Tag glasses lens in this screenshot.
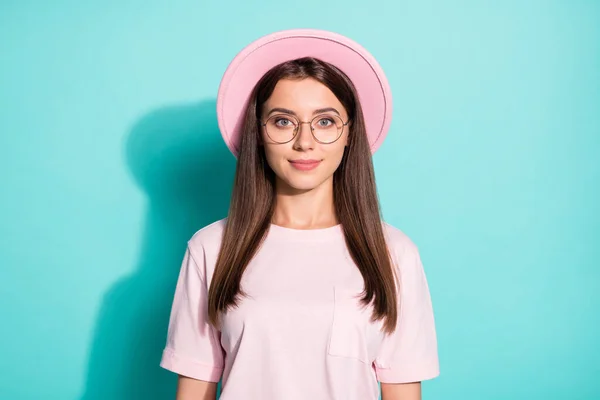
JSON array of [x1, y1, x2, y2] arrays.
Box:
[[311, 114, 344, 143], [265, 115, 298, 143]]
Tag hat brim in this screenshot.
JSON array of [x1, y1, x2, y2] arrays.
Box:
[[216, 29, 393, 158]]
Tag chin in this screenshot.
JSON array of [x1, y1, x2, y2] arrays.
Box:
[[281, 171, 331, 191], [270, 162, 334, 191], [282, 178, 318, 191]]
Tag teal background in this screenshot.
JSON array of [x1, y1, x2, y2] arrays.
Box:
[[1, 1, 598, 399]]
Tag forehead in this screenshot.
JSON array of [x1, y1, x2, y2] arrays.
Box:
[[263, 78, 346, 114]]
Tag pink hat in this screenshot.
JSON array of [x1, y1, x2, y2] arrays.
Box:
[[216, 29, 393, 158]]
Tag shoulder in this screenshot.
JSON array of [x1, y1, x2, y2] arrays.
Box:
[[182, 218, 228, 282], [381, 220, 419, 258], [187, 217, 228, 257], [381, 220, 425, 280]]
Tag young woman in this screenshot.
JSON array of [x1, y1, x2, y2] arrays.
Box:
[[160, 29, 440, 400]]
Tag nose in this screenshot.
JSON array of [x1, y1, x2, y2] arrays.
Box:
[[293, 122, 316, 150]]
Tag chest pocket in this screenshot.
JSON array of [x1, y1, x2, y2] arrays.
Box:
[[328, 286, 385, 364]]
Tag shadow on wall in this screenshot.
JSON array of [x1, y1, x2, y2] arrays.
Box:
[[80, 99, 235, 399]]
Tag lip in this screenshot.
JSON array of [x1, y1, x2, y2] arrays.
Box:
[[289, 159, 322, 171]]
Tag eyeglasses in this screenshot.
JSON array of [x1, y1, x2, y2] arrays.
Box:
[[260, 113, 350, 144]]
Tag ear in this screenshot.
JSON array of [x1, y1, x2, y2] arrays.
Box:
[[257, 122, 264, 145], [344, 125, 351, 147]]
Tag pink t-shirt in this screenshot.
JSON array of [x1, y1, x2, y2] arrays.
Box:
[[160, 218, 439, 399]]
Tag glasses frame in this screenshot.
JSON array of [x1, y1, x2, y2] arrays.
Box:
[[260, 113, 350, 145]]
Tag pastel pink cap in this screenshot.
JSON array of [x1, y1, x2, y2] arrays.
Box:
[[216, 29, 393, 158]]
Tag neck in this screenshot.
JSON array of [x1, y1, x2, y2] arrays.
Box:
[[271, 176, 338, 229]]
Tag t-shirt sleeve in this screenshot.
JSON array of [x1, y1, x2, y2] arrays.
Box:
[[159, 243, 224, 382], [374, 242, 440, 383]]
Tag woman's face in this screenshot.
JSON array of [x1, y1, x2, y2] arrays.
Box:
[[260, 78, 350, 192]]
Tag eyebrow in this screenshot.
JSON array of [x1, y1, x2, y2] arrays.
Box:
[[266, 107, 341, 117]]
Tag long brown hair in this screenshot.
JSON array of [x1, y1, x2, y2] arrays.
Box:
[[208, 57, 399, 334]]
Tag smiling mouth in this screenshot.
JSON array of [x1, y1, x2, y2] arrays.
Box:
[[289, 160, 321, 171]]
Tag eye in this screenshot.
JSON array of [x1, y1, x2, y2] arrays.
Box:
[[316, 117, 334, 127], [274, 117, 294, 127]]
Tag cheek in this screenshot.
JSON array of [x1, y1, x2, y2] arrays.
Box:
[[325, 139, 347, 161], [324, 148, 346, 173], [263, 145, 288, 172]]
